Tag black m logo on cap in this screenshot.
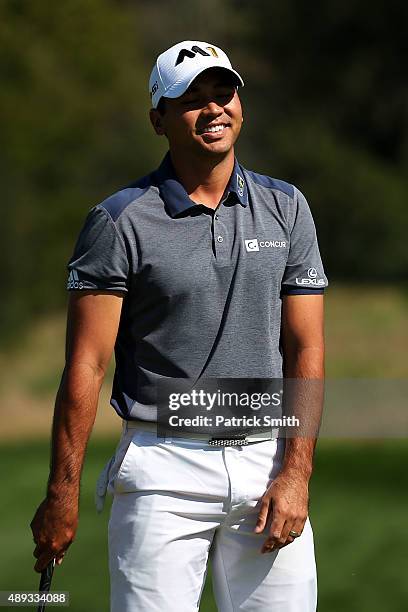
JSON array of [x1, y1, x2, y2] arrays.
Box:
[[175, 45, 211, 66]]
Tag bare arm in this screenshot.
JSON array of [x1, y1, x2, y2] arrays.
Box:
[[31, 290, 124, 571], [255, 294, 325, 553], [280, 293, 325, 478]]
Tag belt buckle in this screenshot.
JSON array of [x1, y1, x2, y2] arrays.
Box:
[[208, 433, 248, 447]]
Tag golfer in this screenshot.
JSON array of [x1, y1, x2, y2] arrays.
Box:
[[31, 40, 328, 611]]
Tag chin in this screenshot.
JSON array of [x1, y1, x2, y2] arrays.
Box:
[[200, 141, 235, 157]]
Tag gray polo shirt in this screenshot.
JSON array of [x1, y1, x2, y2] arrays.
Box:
[[67, 153, 328, 420]]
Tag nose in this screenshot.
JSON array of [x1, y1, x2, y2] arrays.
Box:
[[202, 100, 224, 116]]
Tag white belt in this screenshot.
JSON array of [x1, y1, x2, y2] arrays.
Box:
[[123, 419, 279, 446]]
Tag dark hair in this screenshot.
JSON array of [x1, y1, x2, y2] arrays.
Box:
[[156, 97, 167, 115]]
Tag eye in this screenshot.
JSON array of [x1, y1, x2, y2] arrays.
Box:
[[216, 88, 235, 101]]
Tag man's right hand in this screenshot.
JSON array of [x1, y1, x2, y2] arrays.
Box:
[[30, 495, 79, 572]]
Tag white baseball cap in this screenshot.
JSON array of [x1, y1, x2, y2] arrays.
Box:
[[149, 40, 244, 109]]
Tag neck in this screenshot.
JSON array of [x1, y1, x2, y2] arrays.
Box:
[[169, 149, 235, 209]]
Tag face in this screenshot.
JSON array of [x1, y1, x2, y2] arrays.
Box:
[[150, 68, 243, 159]]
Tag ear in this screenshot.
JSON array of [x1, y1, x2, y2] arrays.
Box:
[[149, 109, 166, 136]]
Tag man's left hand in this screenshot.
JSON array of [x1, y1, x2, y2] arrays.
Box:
[[254, 470, 309, 554]]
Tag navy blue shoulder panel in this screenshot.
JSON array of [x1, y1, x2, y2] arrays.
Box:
[[245, 169, 294, 198], [99, 173, 153, 222]]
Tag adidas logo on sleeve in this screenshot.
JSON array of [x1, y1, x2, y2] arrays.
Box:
[[67, 269, 84, 289]]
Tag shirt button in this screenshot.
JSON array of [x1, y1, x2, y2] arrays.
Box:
[[214, 214, 219, 220], [217, 235, 224, 243]]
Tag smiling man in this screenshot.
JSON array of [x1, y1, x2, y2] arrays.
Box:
[[31, 40, 327, 611]]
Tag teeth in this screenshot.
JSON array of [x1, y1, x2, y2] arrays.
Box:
[[201, 124, 226, 133]]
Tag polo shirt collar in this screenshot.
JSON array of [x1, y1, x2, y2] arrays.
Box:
[[156, 152, 248, 218]]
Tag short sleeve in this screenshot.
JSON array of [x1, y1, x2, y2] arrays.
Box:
[[281, 187, 328, 295], [66, 206, 129, 292]]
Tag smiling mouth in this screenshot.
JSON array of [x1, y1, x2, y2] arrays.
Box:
[[197, 123, 230, 135]]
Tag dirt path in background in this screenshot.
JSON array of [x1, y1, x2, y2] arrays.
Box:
[[0, 314, 122, 441], [0, 386, 121, 441], [2, 286, 407, 440]]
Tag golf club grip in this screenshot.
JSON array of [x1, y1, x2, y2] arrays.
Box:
[[37, 560, 55, 612]]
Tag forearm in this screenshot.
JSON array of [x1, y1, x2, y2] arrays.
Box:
[[281, 346, 324, 481], [47, 362, 105, 499]]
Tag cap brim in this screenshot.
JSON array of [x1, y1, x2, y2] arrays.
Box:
[[163, 66, 244, 101]]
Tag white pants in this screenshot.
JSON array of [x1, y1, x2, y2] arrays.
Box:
[[101, 425, 317, 611]]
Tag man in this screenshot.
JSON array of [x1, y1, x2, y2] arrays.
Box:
[[31, 40, 327, 611]]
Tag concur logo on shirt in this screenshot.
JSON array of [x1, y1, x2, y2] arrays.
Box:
[[245, 239, 260, 252], [245, 238, 287, 252]]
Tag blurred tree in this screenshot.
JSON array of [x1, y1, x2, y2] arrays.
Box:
[[230, 0, 408, 281], [0, 0, 163, 340]]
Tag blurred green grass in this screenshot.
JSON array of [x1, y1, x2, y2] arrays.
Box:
[[0, 438, 407, 611]]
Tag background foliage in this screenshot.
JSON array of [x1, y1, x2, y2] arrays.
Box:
[[0, 3, 407, 611], [1, 0, 407, 341]]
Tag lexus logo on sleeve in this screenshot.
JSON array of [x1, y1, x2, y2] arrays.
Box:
[[295, 267, 325, 286]]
